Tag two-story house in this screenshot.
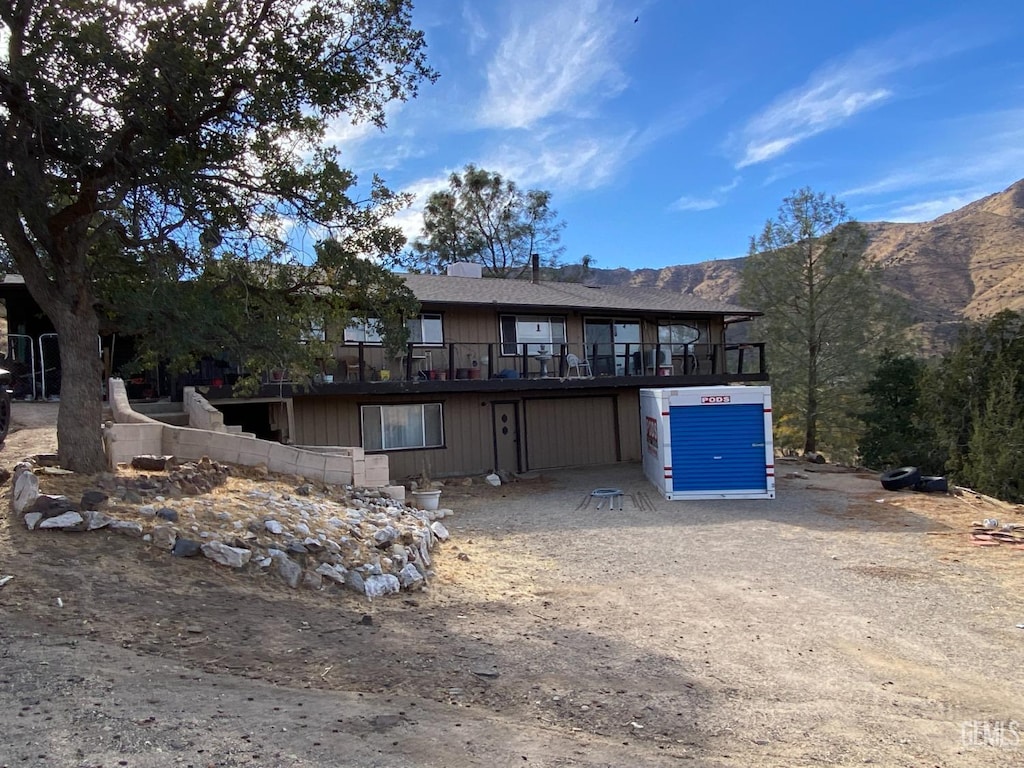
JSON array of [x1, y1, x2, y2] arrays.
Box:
[[250, 264, 767, 479]]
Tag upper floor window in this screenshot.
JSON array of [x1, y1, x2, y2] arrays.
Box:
[[500, 315, 566, 356], [344, 318, 384, 344], [658, 321, 703, 354], [407, 313, 443, 345], [345, 314, 443, 346]]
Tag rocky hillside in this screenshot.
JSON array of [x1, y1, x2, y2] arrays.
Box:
[[580, 179, 1024, 353]]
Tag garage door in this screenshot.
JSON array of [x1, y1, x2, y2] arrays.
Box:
[[524, 396, 618, 470], [669, 403, 768, 492]]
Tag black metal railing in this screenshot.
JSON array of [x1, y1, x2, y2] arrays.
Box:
[[312, 340, 767, 384]]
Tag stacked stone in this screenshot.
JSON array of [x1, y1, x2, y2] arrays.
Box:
[[9, 460, 450, 599]]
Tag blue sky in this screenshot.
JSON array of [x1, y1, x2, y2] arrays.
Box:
[[332, 0, 1024, 271]]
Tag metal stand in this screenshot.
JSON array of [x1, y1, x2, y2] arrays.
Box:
[[590, 488, 623, 510]]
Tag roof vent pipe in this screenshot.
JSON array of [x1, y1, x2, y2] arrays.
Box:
[[531, 253, 539, 284]]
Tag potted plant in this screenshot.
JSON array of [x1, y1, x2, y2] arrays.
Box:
[[410, 463, 442, 511]]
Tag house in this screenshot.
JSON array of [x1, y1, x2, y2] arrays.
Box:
[[247, 264, 768, 479], [2, 267, 768, 479]]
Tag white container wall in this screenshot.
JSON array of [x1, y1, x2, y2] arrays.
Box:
[[640, 385, 775, 500]]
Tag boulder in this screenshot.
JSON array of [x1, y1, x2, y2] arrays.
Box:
[[201, 541, 251, 568], [12, 472, 40, 514]]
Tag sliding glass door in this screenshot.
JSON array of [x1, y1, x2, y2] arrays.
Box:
[[584, 319, 640, 376]]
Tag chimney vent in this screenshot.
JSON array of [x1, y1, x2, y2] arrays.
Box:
[[531, 253, 540, 284]]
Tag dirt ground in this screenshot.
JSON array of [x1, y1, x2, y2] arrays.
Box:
[[2, 401, 1024, 767]]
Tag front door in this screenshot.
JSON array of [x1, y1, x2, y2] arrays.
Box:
[[493, 401, 521, 473]]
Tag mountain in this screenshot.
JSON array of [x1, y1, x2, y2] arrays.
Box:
[[578, 179, 1024, 354]]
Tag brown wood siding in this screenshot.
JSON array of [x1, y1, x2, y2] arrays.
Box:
[[292, 387, 642, 479], [616, 389, 641, 462], [292, 393, 494, 480], [523, 395, 618, 470]]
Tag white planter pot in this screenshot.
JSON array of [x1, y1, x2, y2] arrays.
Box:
[[411, 489, 442, 511]]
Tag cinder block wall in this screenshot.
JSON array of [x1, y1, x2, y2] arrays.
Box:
[[104, 378, 389, 488]]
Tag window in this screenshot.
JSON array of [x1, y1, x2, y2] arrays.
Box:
[[500, 315, 566, 355], [344, 318, 383, 344], [361, 403, 444, 451], [345, 314, 443, 346], [302, 318, 326, 343], [658, 321, 702, 355], [407, 313, 443, 345]]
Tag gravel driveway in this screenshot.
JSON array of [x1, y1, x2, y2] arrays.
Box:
[[2, 456, 1023, 767], [437, 462, 1024, 766]]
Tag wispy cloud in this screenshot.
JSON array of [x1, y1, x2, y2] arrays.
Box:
[[731, 24, 987, 169], [671, 177, 742, 213], [462, 3, 489, 56], [477, 0, 627, 129], [885, 193, 983, 222], [388, 173, 454, 244], [841, 108, 1024, 213], [672, 196, 721, 212], [486, 131, 635, 192]]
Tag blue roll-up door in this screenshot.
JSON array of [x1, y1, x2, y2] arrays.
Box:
[[669, 403, 766, 492]]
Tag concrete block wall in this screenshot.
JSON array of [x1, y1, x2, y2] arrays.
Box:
[[183, 386, 226, 432], [105, 378, 390, 488]]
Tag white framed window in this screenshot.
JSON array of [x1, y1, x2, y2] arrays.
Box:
[[346, 314, 443, 346], [361, 403, 444, 451], [344, 318, 383, 344], [500, 315, 566, 356], [407, 313, 443, 345]]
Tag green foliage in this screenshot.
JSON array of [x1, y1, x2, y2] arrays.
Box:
[[0, 0, 436, 470], [859, 351, 943, 472], [921, 310, 1024, 500], [859, 311, 1024, 502], [962, 368, 1024, 502], [104, 240, 418, 381], [406, 164, 566, 277], [740, 188, 906, 458]]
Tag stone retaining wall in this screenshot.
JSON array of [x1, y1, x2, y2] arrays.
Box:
[[104, 378, 390, 488]]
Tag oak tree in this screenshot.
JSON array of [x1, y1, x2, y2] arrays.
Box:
[[0, 0, 436, 471]]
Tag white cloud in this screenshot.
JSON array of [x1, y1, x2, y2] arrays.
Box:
[[735, 74, 891, 169], [842, 109, 1024, 209], [462, 3, 489, 56], [387, 172, 455, 244], [885, 193, 981, 222], [486, 129, 636, 192], [731, 24, 986, 169], [672, 196, 720, 212], [671, 177, 742, 213], [477, 0, 627, 129]]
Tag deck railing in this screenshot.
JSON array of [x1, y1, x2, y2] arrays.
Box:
[[314, 340, 767, 384]]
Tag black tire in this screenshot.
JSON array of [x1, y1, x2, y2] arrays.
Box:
[[915, 475, 949, 493], [0, 389, 10, 443], [879, 466, 921, 491]]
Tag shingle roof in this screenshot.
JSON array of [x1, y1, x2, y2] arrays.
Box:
[[400, 274, 760, 317]]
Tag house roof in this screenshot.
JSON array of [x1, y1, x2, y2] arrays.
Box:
[[400, 274, 760, 317]]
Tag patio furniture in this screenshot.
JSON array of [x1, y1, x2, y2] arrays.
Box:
[[565, 353, 593, 378]]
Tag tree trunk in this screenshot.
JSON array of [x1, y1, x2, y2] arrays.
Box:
[[49, 304, 106, 473], [804, 350, 818, 454]]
